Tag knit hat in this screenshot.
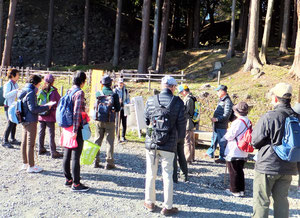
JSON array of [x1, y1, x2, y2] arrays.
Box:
[[44, 74, 54, 84]]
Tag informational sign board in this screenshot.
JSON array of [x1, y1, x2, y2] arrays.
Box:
[[128, 96, 147, 138], [89, 70, 104, 117]]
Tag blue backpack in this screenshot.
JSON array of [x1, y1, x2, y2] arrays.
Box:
[[56, 88, 80, 127], [8, 100, 23, 124], [273, 116, 300, 162], [94, 92, 115, 122]]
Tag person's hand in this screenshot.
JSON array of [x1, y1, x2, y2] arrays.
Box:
[[211, 117, 218, 123], [71, 133, 77, 139]]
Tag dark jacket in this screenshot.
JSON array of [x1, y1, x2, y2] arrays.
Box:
[[144, 88, 186, 152], [252, 103, 298, 175], [184, 93, 196, 131], [102, 86, 121, 112], [18, 83, 49, 123], [213, 95, 233, 129]]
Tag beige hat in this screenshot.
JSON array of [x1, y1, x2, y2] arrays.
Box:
[[270, 83, 292, 99]]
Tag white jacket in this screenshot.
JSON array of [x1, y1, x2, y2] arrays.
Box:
[[3, 80, 19, 107], [224, 116, 249, 160]]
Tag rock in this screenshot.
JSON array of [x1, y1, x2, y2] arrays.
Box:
[[200, 91, 210, 98], [186, 73, 199, 80], [201, 83, 211, 89], [254, 71, 265, 79], [208, 70, 221, 79], [167, 66, 179, 72], [251, 68, 260, 76], [245, 94, 251, 99], [232, 93, 238, 99], [214, 61, 224, 70]]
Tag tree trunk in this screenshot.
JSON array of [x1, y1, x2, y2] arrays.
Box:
[[156, 0, 170, 74], [151, 0, 162, 70], [209, 11, 215, 26], [242, 0, 252, 64], [187, 8, 193, 48], [137, 0, 151, 74], [113, 0, 123, 67], [243, 0, 262, 72], [279, 0, 290, 55], [226, 0, 237, 59], [0, 0, 4, 61], [1, 0, 17, 67], [291, 0, 297, 48], [278, 0, 285, 43], [45, 0, 54, 67], [193, 0, 201, 48], [290, 1, 300, 77], [82, 0, 89, 65], [259, 0, 274, 64]]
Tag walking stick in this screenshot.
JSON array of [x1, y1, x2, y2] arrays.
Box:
[[224, 161, 228, 186]]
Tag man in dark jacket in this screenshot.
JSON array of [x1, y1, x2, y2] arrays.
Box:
[[206, 85, 233, 163], [144, 76, 185, 216], [94, 75, 120, 169], [252, 83, 298, 218]]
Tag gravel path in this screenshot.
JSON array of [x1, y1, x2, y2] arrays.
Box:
[[0, 113, 299, 218]]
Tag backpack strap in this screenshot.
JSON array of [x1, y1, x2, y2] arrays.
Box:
[[235, 119, 250, 143], [69, 87, 81, 97]]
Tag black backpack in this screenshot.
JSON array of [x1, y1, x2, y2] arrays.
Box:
[[151, 95, 177, 145]]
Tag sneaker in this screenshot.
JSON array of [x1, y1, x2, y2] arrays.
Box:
[[65, 179, 73, 187], [2, 142, 13, 149], [38, 147, 47, 155], [27, 165, 43, 173], [71, 183, 90, 192], [240, 191, 245, 197], [10, 139, 21, 145], [144, 202, 156, 212], [215, 159, 226, 164], [226, 189, 241, 197], [51, 151, 63, 159], [120, 137, 127, 142], [160, 207, 179, 216], [21, 164, 28, 170], [298, 186, 300, 193]]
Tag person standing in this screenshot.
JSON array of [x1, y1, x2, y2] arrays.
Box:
[[144, 76, 185, 216], [2, 69, 20, 148], [252, 83, 298, 218], [19, 75, 51, 173], [94, 75, 120, 169], [291, 102, 300, 193], [223, 102, 250, 197], [62, 71, 90, 192], [206, 85, 233, 163], [178, 84, 196, 164], [37, 74, 62, 158], [114, 78, 130, 142]]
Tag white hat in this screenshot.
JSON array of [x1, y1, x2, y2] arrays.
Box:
[[270, 83, 292, 99], [118, 78, 124, 83], [161, 76, 177, 86]]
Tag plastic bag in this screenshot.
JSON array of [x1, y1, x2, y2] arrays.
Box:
[[80, 141, 101, 165]]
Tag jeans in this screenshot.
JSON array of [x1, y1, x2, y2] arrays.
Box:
[[3, 109, 17, 142], [145, 149, 175, 209], [63, 128, 83, 184], [206, 128, 227, 160], [173, 138, 188, 182], [38, 121, 57, 154], [252, 171, 292, 218]]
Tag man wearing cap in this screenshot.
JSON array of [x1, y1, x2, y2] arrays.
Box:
[[178, 84, 196, 164], [94, 75, 120, 169], [114, 78, 130, 142], [206, 84, 233, 163], [252, 83, 298, 218], [144, 76, 185, 216]]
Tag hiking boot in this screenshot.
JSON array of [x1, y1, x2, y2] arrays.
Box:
[[160, 207, 178, 216], [144, 202, 156, 212], [105, 164, 116, 170], [39, 147, 47, 155], [2, 142, 13, 148], [215, 159, 226, 164], [27, 165, 43, 173], [71, 183, 90, 192], [51, 151, 63, 159], [10, 139, 21, 145], [94, 161, 101, 168], [65, 179, 73, 187]]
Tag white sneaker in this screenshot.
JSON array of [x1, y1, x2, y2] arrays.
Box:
[[226, 189, 241, 197], [21, 164, 28, 170], [240, 191, 245, 197], [298, 186, 300, 193], [27, 165, 43, 173]]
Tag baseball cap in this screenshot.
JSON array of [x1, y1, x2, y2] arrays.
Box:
[[161, 76, 177, 86], [178, 84, 188, 93], [270, 83, 292, 99], [44, 74, 54, 84], [215, 85, 228, 92], [292, 103, 300, 114], [101, 75, 112, 85], [118, 78, 124, 83]]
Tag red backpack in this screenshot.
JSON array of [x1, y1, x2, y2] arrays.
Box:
[[236, 119, 254, 153]]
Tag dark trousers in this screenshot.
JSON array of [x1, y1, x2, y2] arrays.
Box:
[[63, 128, 83, 184], [3, 109, 16, 142], [226, 160, 245, 192], [38, 121, 57, 153], [120, 109, 127, 137], [173, 138, 188, 182]]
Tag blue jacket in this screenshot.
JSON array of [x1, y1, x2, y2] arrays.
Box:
[[3, 80, 19, 107], [18, 83, 49, 123]]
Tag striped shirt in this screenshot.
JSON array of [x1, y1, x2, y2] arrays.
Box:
[[70, 85, 85, 134]]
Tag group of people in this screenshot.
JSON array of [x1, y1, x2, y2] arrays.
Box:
[[1, 69, 300, 217]]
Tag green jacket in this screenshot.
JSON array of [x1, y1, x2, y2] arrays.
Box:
[[184, 92, 195, 131]]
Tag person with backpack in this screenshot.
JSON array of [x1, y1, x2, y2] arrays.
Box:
[[291, 102, 300, 193], [222, 102, 250, 197], [2, 69, 20, 148], [114, 78, 130, 142], [252, 83, 298, 218], [206, 85, 233, 164], [178, 84, 196, 164], [94, 75, 120, 169], [144, 76, 185, 216], [37, 74, 62, 158], [62, 71, 90, 192], [18, 75, 51, 173]]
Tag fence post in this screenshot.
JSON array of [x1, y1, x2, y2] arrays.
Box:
[[89, 69, 92, 85], [26, 67, 29, 78], [181, 70, 184, 85], [47, 68, 49, 74], [21, 67, 24, 83], [217, 71, 221, 85], [60, 85, 64, 96], [148, 70, 151, 91]]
